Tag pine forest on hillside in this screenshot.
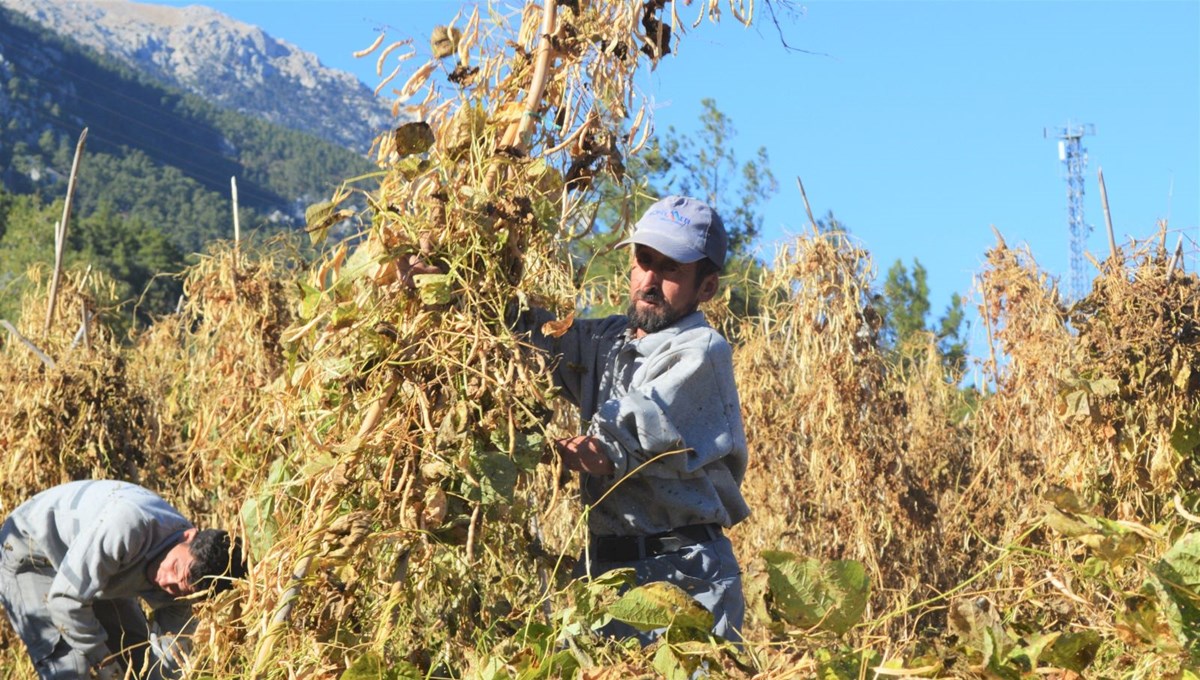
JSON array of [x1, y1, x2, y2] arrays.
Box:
[[0, 1, 1197, 679], [0, 5, 373, 325]]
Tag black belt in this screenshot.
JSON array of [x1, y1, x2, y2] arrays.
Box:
[[591, 523, 723, 562]]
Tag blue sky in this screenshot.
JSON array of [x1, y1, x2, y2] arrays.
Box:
[[160, 0, 1199, 360]]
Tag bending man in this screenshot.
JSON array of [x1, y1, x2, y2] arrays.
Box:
[[0, 480, 245, 679]]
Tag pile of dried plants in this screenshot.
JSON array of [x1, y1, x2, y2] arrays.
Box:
[[1, 1, 1196, 678]]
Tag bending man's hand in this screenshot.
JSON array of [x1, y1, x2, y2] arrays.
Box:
[[553, 436, 615, 476]]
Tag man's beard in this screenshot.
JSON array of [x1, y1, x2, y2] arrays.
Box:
[[626, 289, 690, 334]]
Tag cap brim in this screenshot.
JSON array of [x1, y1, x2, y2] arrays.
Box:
[[616, 232, 705, 264]]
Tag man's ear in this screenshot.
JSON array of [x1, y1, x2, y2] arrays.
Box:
[[182, 527, 199, 544], [697, 273, 720, 303]]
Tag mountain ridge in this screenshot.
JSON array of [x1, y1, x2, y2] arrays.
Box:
[[2, 0, 393, 153], [0, 3, 373, 255]]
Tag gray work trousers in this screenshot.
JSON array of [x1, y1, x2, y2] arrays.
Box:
[[577, 533, 745, 645], [0, 518, 161, 679]]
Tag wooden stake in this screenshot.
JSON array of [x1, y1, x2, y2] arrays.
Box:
[[796, 177, 818, 230], [70, 264, 94, 350], [978, 277, 999, 384], [1098, 167, 1118, 262], [466, 503, 482, 564], [45, 128, 88, 334], [71, 311, 93, 350], [1167, 234, 1184, 281], [2, 320, 57, 369], [231, 176, 241, 253]]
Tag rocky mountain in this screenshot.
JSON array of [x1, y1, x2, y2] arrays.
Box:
[[0, 3, 372, 255], [1, 0, 393, 153]]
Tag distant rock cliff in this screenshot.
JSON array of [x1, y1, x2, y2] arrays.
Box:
[[2, 0, 392, 152]]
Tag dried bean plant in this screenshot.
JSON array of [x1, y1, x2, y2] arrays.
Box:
[[2, 0, 1197, 677]]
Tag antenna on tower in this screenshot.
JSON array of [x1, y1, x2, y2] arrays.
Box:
[[1044, 122, 1096, 301]]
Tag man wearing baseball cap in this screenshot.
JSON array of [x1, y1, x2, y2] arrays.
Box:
[[520, 195, 750, 644]]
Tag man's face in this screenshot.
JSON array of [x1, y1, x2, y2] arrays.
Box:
[[627, 244, 717, 337], [148, 528, 198, 597]]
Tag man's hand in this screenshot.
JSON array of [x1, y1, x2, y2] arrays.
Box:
[[93, 660, 125, 680], [553, 436, 615, 476], [150, 630, 192, 669], [397, 254, 442, 288]]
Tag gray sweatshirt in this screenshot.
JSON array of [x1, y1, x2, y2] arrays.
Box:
[[520, 308, 751, 536], [9, 480, 194, 666]]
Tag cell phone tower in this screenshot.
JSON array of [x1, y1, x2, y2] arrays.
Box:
[[1046, 122, 1096, 301]]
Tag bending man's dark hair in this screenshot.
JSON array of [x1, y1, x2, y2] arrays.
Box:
[[187, 529, 246, 595]]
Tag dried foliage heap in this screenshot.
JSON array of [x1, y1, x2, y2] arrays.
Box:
[[0, 266, 166, 500], [1, 1, 1198, 678], [730, 227, 1199, 676]]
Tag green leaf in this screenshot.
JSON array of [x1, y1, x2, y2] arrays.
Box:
[[607, 581, 713, 635], [413, 272, 452, 305], [563, 568, 634, 627], [470, 449, 519, 505], [490, 429, 545, 470], [1081, 556, 1109, 579], [1045, 505, 1144, 566], [477, 658, 510, 680], [585, 567, 636, 594], [1118, 594, 1170, 648], [1042, 630, 1101, 673], [341, 652, 422, 680], [1084, 531, 1145, 565], [1043, 485, 1090, 514], [515, 649, 579, 680], [301, 452, 337, 478], [651, 644, 690, 680], [1175, 362, 1193, 390], [238, 458, 291, 561], [395, 156, 431, 180], [983, 627, 1021, 679], [1008, 631, 1060, 670], [334, 243, 379, 292], [1059, 389, 1091, 419], [305, 201, 336, 244], [1171, 420, 1200, 456], [298, 281, 323, 320], [329, 302, 360, 330], [1147, 531, 1200, 651], [1044, 507, 1098, 538], [651, 641, 711, 680], [762, 552, 869, 634], [1088, 376, 1120, 397], [510, 621, 555, 655], [318, 355, 355, 382], [814, 646, 883, 680]]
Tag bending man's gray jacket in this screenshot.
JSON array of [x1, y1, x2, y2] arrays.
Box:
[[5, 480, 194, 667], [520, 308, 751, 536]]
